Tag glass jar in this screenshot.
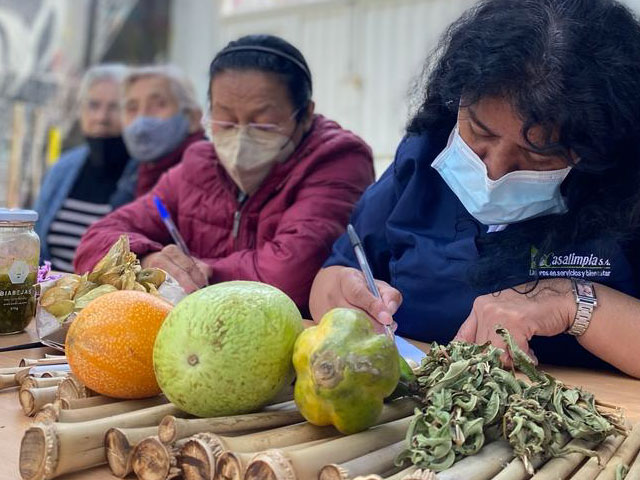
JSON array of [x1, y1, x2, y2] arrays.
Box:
[[0, 209, 40, 334]]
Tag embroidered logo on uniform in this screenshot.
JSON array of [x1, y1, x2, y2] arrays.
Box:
[[529, 246, 611, 278]]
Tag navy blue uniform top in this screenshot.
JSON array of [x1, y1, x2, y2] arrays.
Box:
[[325, 128, 640, 369]]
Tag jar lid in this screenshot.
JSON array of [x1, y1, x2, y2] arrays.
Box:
[[0, 208, 39, 223]]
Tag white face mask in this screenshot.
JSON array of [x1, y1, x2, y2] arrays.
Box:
[[212, 126, 295, 195], [432, 127, 572, 225]]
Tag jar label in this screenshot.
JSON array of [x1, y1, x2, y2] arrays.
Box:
[[9, 260, 30, 285], [0, 274, 36, 334]]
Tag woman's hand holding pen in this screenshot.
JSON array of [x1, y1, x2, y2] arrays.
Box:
[[142, 244, 211, 293], [309, 266, 402, 329]]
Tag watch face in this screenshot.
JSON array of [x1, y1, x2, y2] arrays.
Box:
[[576, 282, 594, 298]]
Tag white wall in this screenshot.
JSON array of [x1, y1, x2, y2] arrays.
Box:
[[170, 0, 640, 176], [168, 0, 220, 105]]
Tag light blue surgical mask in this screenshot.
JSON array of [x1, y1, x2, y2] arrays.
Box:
[[432, 127, 571, 225], [123, 113, 190, 162]]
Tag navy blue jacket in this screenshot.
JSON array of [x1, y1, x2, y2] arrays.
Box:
[[33, 145, 137, 262], [325, 128, 640, 368]]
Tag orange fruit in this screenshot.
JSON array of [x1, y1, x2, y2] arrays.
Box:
[[66, 290, 172, 399]]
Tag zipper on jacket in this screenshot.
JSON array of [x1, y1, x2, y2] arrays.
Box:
[[232, 192, 248, 246]]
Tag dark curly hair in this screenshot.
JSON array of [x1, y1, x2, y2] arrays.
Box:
[[408, 0, 640, 292], [209, 34, 312, 122]]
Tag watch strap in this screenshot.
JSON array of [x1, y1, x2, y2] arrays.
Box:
[[567, 278, 597, 336]]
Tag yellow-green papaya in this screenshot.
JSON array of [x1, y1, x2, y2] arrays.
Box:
[[292, 308, 400, 434]]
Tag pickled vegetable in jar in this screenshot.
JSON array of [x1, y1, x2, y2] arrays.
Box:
[[0, 209, 40, 334]]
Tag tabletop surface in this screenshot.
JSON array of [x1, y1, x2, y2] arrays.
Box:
[[0, 322, 40, 351], [1, 340, 638, 480]]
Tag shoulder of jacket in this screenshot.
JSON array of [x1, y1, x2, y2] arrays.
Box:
[[45, 145, 88, 179], [304, 115, 372, 157], [56, 144, 88, 166], [182, 140, 215, 164]]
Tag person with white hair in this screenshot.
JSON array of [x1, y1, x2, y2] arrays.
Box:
[[120, 65, 204, 197], [34, 63, 135, 272]]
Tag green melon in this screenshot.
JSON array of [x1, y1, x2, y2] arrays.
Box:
[[152, 281, 303, 417]]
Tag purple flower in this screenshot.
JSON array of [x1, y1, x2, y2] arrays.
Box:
[[37, 261, 63, 283]]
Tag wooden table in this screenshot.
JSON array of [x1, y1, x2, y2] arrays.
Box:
[[0, 322, 40, 351], [1, 344, 638, 480]]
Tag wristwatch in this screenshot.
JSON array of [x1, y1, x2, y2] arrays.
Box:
[[567, 278, 597, 336]]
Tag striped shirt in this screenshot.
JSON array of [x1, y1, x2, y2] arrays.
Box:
[[47, 198, 113, 272]]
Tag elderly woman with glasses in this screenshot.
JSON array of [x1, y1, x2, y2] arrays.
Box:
[[34, 64, 133, 272], [74, 35, 375, 313]]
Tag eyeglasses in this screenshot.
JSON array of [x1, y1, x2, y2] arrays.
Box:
[[209, 109, 301, 136], [210, 120, 286, 133]]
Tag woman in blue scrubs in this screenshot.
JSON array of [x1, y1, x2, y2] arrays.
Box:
[[309, 0, 640, 378]]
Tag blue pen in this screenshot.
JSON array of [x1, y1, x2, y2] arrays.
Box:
[[153, 195, 191, 256], [347, 224, 426, 365]]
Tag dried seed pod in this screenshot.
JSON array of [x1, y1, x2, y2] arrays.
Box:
[[74, 285, 118, 310], [89, 235, 131, 282], [120, 270, 138, 291], [44, 299, 75, 319], [40, 287, 74, 309], [143, 283, 159, 295], [72, 275, 98, 300], [137, 269, 167, 289], [54, 275, 81, 291]]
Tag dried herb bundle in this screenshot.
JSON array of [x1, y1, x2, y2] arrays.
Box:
[[400, 328, 627, 474]]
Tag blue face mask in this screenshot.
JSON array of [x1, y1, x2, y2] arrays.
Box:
[[123, 113, 190, 162], [432, 127, 571, 225]]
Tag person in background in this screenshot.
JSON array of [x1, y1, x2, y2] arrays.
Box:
[[120, 65, 204, 198], [34, 64, 133, 272], [309, 0, 640, 378], [74, 34, 375, 314]]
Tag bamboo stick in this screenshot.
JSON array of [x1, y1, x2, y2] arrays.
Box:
[[490, 456, 548, 480], [179, 423, 337, 479], [0, 373, 19, 390], [244, 416, 414, 480], [34, 403, 62, 424], [44, 354, 66, 360], [386, 466, 419, 480], [56, 375, 97, 401], [567, 434, 626, 480], [625, 449, 640, 480], [0, 366, 24, 374], [529, 438, 599, 480], [215, 450, 261, 480], [490, 434, 572, 480], [105, 426, 160, 478], [213, 439, 338, 480], [21, 377, 66, 390], [19, 440, 105, 480], [20, 387, 59, 416], [181, 432, 220, 480], [41, 371, 70, 379], [319, 440, 407, 480], [158, 408, 303, 444], [594, 424, 640, 480], [16, 365, 71, 385], [59, 395, 119, 410], [54, 396, 168, 423], [352, 476, 383, 480], [131, 436, 188, 480], [19, 403, 188, 480], [437, 440, 514, 480], [395, 469, 438, 480], [180, 397, 416, 479], [19, 358, 68, 367]]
